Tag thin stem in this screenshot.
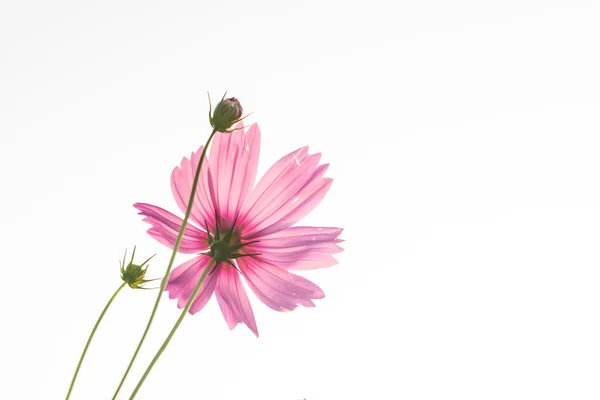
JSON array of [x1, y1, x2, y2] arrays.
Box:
[[112, 128, 218, 399], [128, 258, 215, 399], [66, 282, 126, 400]]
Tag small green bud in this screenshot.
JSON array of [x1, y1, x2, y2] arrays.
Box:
[[119, 246, 157, 289], [209, 93, 245, 133]]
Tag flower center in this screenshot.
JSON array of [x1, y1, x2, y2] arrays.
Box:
[[210, 239, 233, 263], [202, 215, 260, 273]]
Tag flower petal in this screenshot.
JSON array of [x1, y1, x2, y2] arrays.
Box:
[[133, 203, 208, 253], [250, 226, 344, 270], [214, 264, 259, 337], [166, 256, 218, 314], [208, 123, 261, 223], [170, 146, 217, 230], [241, 147, 332, 238], [238, 257, 325, 312], [171, 123, 261, 231]]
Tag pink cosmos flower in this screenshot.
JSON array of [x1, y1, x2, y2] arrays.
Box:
[[134, 123, 343, 337]]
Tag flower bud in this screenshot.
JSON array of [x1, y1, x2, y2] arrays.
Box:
[[209, 93, 244, 133], [120, 247, 157, 289]]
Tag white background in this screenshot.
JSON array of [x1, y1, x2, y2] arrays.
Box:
[[1, 1, 599, 399]]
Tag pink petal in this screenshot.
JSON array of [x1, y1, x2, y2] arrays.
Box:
[[240, 147, 313, 219], [250, 226, 344, 270], [238, 257, 325, 312], [258, 226, 344, 247], [171, 124, 261, 232], [133, 203, 208, 253], [166, 256, 218, 314], [170, 146, 217, 230], [208, 123, 261, 223], [256, 177, 332, 238], [241, 147, 333, 238], [214, 264, 259, 337]]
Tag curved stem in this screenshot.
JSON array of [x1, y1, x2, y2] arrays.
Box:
[[128, 258, 215, 399], [66, 282, 126, 400], [112, 128, 218, 399]]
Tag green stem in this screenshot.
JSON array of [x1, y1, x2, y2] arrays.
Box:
[[112, 128, 218, 399], [66, 282, 126, 400], [128, 258, 215, 399]]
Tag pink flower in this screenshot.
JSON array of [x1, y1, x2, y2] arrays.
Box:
[[134, 123, 343, 337]]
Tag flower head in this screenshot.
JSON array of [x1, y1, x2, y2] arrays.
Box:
[[134, 123, 343, 336], [120, 246, 156, 289], [209, 93, 244, 133]]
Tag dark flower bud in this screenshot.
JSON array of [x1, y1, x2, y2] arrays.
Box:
[[209, 93, 245, 133]]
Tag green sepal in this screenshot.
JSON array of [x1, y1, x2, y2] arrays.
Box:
[[120, 246, 157, 289]]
